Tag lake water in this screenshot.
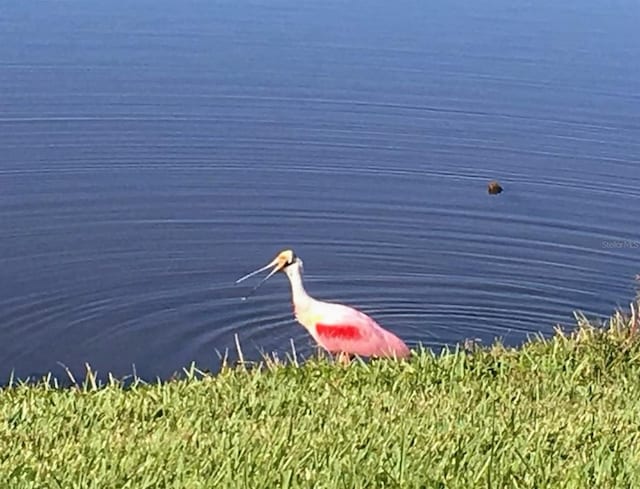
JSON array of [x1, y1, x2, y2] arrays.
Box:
[[1, 0, 639, 383]]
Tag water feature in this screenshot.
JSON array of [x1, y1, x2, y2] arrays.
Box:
[[1, 0, 639, 383]]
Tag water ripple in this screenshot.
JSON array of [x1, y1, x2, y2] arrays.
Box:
[[2, 0, 639, 383]]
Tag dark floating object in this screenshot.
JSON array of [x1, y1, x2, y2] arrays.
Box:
[[487, 180, 503, 195]]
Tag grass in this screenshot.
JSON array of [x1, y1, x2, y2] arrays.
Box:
[[2, 303, 640, 488]]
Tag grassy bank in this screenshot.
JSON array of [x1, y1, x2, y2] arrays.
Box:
[[2, 306, 640, 488]]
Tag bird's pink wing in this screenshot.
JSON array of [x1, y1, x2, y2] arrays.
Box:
[[312, 303, 406, 358]]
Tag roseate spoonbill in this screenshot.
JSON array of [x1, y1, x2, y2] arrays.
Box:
[[235, 249, 410, 360]]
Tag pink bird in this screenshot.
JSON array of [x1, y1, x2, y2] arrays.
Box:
[[236, 249, 410, 361]]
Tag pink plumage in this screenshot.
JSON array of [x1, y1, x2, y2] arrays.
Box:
[[237, 249, 411, 360], [309, 302, 410, 358]]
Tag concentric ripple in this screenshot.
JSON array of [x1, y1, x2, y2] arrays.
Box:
[[1, 0, 639, 383]]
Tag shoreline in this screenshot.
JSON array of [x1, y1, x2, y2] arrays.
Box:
[[2, 298, 639, 487]]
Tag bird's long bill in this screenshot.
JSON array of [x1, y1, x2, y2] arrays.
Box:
[[235, 257, 284, 299], [235, 261, 275, 284]]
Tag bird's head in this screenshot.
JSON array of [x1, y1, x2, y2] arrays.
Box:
[[235, 249, 301, 297], [272, 249, 297, 272]]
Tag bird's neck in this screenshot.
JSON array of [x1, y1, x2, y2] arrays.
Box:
[[285, 264, 311, 310]]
